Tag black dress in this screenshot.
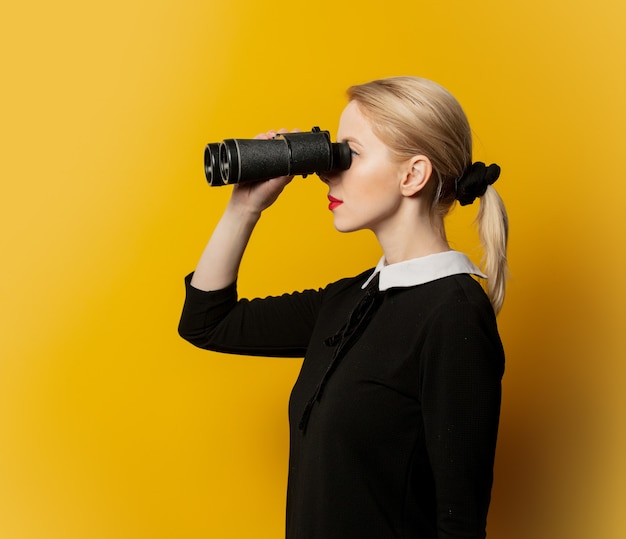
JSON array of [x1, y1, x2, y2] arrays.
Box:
[[179, 256, 504, 539]]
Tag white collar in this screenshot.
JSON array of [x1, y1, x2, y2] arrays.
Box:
[[361, 250, 487, 291]]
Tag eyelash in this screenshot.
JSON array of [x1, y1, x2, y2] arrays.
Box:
[[349, 148, 360, 157]]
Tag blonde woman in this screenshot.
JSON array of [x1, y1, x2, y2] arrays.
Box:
[[179, 76, 508, 539]]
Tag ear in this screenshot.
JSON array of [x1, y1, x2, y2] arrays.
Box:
[[400, 155, 432, 197]]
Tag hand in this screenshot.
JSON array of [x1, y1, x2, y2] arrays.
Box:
[[228, 129, 297, 216]]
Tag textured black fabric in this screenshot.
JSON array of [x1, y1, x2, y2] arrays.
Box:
[[179, 270, 504, 539], [300, 272, 382, 432]]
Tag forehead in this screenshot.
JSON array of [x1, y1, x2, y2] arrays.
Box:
[[337, 101, 376, 141]]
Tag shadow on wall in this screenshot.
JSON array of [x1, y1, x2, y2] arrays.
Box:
[[488, 267, 608, 539]]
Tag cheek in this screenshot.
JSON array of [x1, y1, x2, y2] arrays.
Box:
[[341, 155, 402, 206], [356, 163, 400, 200]]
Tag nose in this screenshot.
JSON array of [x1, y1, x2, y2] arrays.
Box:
[[317, 169, 341, 184]]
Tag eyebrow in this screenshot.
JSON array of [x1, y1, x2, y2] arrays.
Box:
[[340, 136, 363, 146]]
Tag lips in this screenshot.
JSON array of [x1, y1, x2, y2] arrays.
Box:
[[327, 194, 343, 211]]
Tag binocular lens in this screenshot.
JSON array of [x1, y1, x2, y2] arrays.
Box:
[[218, 142, 235, 184], [204, 143, 223, 186], [203, 127, 351, 186]]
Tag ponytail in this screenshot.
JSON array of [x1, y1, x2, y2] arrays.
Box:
[[455, 161, 508, 314], [477, 186, 508, 314]]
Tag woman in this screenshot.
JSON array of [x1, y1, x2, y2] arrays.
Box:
[[179, 76, 508, 539]]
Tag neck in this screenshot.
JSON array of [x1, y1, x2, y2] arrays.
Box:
[[374, 207, 450, 265]]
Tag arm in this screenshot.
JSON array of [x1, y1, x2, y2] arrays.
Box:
[[178, 278, 323, 357], [180, 130, 324, 356], [190, 129, 293, 292], [420, 300, 504, 539]]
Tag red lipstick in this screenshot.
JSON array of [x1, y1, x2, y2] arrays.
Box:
[[328, 195, 343, 211]]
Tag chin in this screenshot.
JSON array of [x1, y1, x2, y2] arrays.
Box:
[[333, 218, 366, 234]]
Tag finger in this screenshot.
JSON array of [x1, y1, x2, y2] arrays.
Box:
[[268, 175, 294, 188]]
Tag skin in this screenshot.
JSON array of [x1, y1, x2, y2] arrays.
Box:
[[322, 101, 449, 264], [190, 103, 450, 292]]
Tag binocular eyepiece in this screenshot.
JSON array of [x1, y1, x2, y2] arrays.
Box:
[[204, 127, 351, 186]]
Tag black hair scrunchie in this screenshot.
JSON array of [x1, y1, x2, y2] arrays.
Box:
[[455, 162, 501, 206]]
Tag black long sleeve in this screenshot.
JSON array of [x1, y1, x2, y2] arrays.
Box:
[[178, 273, 324, 357]]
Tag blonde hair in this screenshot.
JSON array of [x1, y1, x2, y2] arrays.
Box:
[[347, 76, 508, 314]]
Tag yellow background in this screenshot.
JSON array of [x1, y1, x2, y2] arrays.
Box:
[[1, 1, 624, 537]]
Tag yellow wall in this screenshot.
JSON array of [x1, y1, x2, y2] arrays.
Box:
[[1, 1, 624, 537]]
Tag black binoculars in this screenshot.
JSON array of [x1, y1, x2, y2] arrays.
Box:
[[204, 127, 352, 186]]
